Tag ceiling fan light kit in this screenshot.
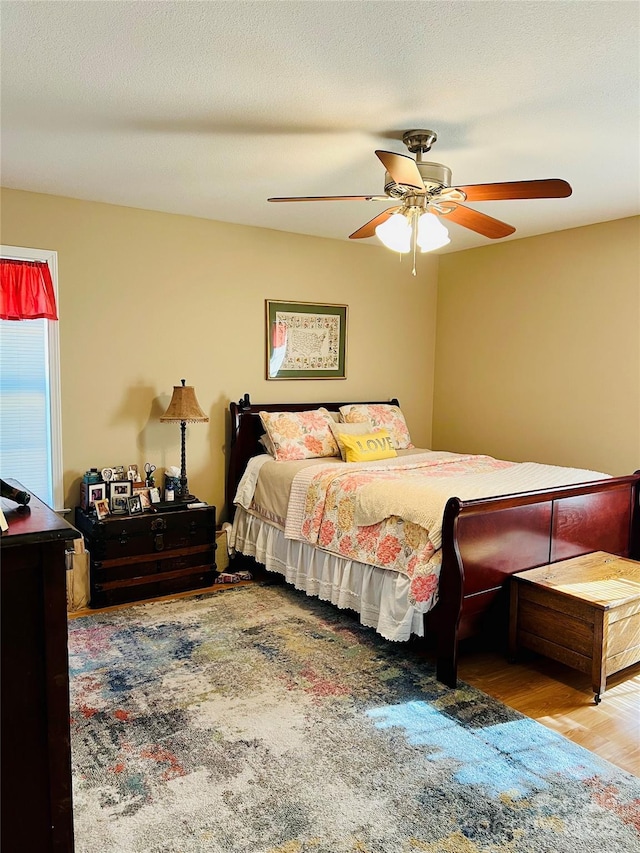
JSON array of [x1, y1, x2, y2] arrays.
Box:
[[268, 128, 572, 274], [375, 210, 450, 254]]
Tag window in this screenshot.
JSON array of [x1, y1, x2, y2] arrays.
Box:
[[0, 246, 63, 509]]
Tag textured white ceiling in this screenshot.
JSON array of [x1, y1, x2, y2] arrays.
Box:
[[1, 1, 638, 253]]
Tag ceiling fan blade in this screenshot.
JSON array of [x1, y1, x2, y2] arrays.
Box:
[[455, 179, 572, 201], [375, 150, 423, 190], [268, 195, 389, 202], [348, 207, 400, 240], [442, 204, 516, 239]]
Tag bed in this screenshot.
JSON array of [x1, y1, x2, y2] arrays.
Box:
[[226, 396, 640, 688]]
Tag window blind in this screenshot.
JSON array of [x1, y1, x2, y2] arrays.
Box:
[[0, 318, 53, 506]]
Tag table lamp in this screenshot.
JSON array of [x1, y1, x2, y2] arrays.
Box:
[[159, 379, 208, 502]]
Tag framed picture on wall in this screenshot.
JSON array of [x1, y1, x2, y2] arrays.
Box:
[[266, 300, 347, 380]]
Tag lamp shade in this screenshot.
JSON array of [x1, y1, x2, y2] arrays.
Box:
[[375, 213, 412, 253], [417, 212, 450, 252], [160, 380, 209, 423]]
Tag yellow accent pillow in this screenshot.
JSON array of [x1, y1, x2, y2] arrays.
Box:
[[338, 429, 397, 463], [329, 419, 374, 460]]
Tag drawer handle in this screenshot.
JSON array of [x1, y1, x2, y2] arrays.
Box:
[[151, 518, 167, 532], [154, 533, 165, 552], [119, 530, 129, 546], [189, 521, 198, 536]]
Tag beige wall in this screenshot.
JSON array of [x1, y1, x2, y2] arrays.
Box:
[[433, 217, 640, 475], [0, 188, 438, 517], [4, 186, 636, 515]]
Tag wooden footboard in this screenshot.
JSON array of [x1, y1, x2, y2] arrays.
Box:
[[431, 473, 640, 686], [227, 396, 640, 689]]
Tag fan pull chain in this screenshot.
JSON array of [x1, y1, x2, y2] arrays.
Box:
[[411, 209, 418, 276]]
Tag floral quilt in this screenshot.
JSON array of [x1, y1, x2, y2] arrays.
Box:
[[284, 453, 515, 609]]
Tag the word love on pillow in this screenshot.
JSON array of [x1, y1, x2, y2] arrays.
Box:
[[339, 429, 398, 463]]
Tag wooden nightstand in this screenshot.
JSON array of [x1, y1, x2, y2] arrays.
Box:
[[74, 503, 216, 607]]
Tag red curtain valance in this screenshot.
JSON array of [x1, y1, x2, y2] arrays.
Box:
[[0, 259, 58, 321]]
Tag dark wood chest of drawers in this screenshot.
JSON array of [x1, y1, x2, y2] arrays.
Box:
[[74, 504, 216, 607], [2, 483, 80, 852]]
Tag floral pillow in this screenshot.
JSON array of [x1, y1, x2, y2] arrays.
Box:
[[259, 408, 340, 461], [339, 403, 413, 450]]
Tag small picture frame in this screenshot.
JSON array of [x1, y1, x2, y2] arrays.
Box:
[[94, 498, 110, 520], [127, 465, 139, 482], [110, 494, 128, 514], [149, 486, 161, 504], [127, 494, 143, 515], [101, 467, 115, 483], [88, 483, 107, 507], [134, 488, 151, 511], [110, 480, 132, 499]]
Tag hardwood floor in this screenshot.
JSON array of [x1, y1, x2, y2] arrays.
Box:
[[69, 583, 640, 778], [67, 580, 254, 620], [458, 646, 640, 777]]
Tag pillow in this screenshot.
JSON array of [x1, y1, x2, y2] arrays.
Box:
[[259, 408, 340, 461], [339, 404, 413, 450], [339, 429, 397, 463], [258, 434, 275, 456], [329, 419, 374, 461]]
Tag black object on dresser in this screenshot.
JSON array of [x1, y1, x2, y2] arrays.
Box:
[[1, 481, 81, 853], [74, 503, 216, 607]]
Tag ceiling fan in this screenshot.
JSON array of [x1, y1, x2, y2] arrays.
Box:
[[268, 129, 572, 268]]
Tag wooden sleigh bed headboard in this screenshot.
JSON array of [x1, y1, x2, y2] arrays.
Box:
[[227, 394, 400, 517], [227, 395, 640, 687]]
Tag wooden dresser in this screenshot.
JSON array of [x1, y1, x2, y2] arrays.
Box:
[[1, 484, 81, 853]]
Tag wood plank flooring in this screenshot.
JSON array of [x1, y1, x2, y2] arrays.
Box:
[[70, 582, 640, 778], [458, 646, 640, 777]]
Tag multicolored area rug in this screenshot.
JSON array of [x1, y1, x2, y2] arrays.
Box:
[[68, 584, 640, 853]]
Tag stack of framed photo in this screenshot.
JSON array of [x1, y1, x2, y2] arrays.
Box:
[[84, 465, 162, 519]]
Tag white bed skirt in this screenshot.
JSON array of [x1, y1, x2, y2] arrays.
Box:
[[229, 507, 424, 642]]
